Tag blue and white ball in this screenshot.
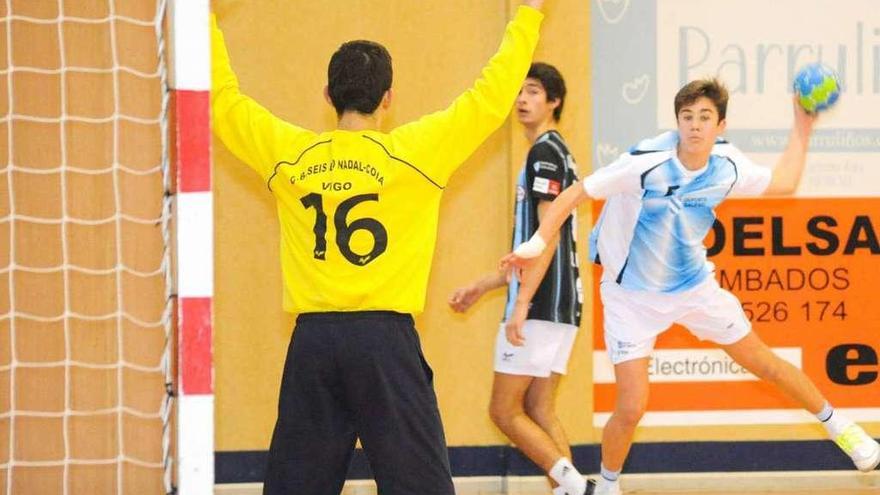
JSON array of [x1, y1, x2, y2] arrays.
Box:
[[793, 63, 841, 113]]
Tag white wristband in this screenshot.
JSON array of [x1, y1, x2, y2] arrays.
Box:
[[513, 233, 547, 259]]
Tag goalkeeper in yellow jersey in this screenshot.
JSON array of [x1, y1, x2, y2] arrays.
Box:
[[211, 1, 548, 494]]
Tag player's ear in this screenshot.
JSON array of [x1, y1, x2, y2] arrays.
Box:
[[323, 86, 332, 106], [718, 118, 727, 133], [381, 89, 393, 109]]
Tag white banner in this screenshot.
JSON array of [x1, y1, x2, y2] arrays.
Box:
[[593, 347, 802, 384]]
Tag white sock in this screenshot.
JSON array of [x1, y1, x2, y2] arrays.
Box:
[[549, 457, 586, 494], [597, 476, 620, 489], [822, 410, 852, 438], [815, 401, 834, 423], [600, 463, 620, 482]]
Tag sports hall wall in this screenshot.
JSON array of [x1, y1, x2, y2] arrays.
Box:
[[212, 0, 880, 483]]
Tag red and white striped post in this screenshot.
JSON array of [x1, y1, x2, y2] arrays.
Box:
[[169, 0, 213, 493]]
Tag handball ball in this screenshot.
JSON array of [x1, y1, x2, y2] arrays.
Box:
[[793, 63, 841, 113]]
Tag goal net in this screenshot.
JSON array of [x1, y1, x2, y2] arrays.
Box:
[[0, 0, 174, 493]]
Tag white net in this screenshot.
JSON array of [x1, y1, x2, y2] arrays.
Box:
[[0, 0, 172, 493]]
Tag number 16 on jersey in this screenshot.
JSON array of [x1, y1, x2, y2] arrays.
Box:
[[300, 192, 388, 266]]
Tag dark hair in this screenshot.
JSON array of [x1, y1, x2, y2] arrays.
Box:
[[327, 40, 393, 116], [674, 78, 728, 122], [527, 62, 566, 121]]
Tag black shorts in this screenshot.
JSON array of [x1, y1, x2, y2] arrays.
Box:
[[263, 311, 454, 495]]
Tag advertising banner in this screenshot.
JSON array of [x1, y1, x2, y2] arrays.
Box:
[[592, 198, 880, 426], [592, 0, 880, 426], [592, 0, 880, 197]]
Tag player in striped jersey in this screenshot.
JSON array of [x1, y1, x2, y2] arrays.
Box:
[[503, 79, 880, 494], [450, 63, 592, 495]]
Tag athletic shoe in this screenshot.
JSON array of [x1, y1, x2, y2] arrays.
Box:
[[594, 477, 620, 495], [584, 478, 598, 494], [552, 478, 597, 495], [833, 422, 880, 472]]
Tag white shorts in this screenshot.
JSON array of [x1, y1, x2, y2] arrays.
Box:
[[601, 277, 751, 365], [494, 320, 578, 377]]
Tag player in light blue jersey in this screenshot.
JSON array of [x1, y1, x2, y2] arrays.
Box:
[[502, 79, 880, 494]]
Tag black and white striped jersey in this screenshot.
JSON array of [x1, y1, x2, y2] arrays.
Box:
[[504, 130, 583, 326]]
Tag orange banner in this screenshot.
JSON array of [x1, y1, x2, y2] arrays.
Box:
[[593, 198, 880, 416]]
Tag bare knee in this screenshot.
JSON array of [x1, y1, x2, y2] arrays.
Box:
[[524, 401, 556, 427], [489, 400, 521, 427], [613, 400, 646, 429]]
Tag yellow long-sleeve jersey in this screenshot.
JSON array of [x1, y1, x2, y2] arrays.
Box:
[[211, 7, 542, 314]]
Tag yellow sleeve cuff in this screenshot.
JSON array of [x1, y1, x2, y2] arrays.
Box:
[[514, 5, 545, 27]]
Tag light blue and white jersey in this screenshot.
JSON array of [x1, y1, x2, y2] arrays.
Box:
[[585, 131, 771, 293]]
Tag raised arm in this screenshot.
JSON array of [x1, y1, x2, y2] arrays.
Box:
[[763, 96, 817, 195], [390, 2, 544, 185], [211, 15, 312, 181]]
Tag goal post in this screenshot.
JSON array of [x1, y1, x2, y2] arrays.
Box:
[[168, 0, 214, 493]]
